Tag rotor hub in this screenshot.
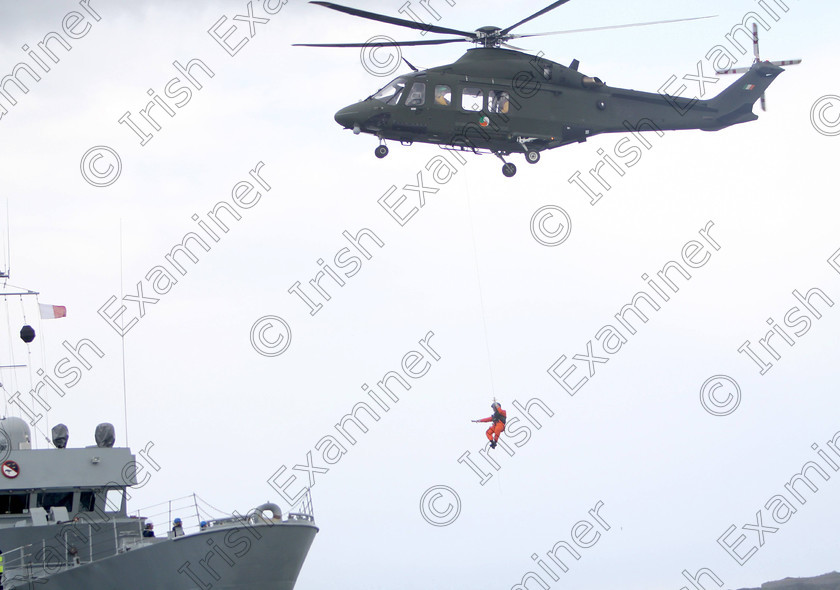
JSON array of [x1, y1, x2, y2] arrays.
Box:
[[474, 26, 505, 48]]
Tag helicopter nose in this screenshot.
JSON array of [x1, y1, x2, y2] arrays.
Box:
[[334, 106, 359, 130]]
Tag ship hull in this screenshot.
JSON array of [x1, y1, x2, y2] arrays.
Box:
[[7, 521, 318, 590]]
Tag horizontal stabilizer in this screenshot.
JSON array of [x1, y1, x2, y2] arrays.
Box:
[[718, 58, 801, 75], [769, 58, 802, 67], [717, 66, 750, 75], [703, 61, 784, 127]]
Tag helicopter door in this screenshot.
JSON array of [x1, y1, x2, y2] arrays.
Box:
[[487, 90, 511, 134], [453, 87, 511, 147], [397, 81, 430, 137], [452, 86, 486, 147]]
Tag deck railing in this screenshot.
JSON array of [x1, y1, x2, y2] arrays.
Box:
[[1, 519, 154, 587], [288, 488, 315, 522], [0, 490, 315, 588], [130, 489, 315, 536]]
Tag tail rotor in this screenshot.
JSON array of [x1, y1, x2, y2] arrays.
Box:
[[716, 23, 801, 111]]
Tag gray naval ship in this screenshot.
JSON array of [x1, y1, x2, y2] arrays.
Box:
[[0, 417, 318, 590]]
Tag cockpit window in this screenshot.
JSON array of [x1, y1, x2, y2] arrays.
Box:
[[372, 78, 407, 105], [461, 87, 483, 111], [405, 82, 425, 107]]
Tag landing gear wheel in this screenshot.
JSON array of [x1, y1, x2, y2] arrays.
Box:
[[375, 145, 389, 159], [502, 162, 517, 177], [526, 150, 540, 164]]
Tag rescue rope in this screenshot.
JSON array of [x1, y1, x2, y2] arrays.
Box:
[[464, 172, 496, 398]]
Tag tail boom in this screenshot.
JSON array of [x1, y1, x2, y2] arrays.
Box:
[[701, 60, 784, 129]]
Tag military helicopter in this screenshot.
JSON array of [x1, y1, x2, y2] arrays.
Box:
[[297, 1, 795, 177]]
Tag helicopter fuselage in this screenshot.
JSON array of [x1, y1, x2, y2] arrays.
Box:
[[334, 47, 783, 173]]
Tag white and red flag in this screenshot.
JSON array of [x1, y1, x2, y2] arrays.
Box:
[[39, 304, 67, 319]]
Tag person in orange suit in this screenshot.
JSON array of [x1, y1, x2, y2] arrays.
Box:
[[473, 401, 506, 448]]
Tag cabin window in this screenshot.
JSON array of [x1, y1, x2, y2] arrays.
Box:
[[434, 85, 451, 106], [372, 77, 407, 105], [37, 491, 73, 512], [405, 82, 425, 107], [79, 491, 96, 512], [0, 493, 29, 514], [461, 87, 483, 111], [488, 91, 510, 114]]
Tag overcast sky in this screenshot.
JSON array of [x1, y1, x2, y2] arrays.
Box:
[[1, 0, 839, 589]]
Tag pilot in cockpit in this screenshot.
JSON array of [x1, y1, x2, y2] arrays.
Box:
[[405, 83, 425, 107]]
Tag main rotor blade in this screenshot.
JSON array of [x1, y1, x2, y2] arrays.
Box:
[[294, 38, 470, 48], [500, 0, 573, 36], [309, 1, 476, 39], [513, 14, 716, 39]]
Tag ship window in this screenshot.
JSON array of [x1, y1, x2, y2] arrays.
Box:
[[105, 489, 123, 512], [489, 91, 510, 114], [461, 87, 483, 111], [405, 82, 425, 107], [0, 493, 29, 514], [372, 77, 407, 105], [434, 85, 451, 106], [37, 491, 73, 512], [79, 491, 96, 512]]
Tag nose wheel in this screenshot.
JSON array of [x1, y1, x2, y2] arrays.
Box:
[[374, 144, 389, 159], [495, 152, 517, 177]]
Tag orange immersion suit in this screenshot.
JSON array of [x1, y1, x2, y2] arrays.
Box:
[[477, 406, 507, 443]]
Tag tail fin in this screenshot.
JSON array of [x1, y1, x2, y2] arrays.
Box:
[[704, 61, 784, 129]]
